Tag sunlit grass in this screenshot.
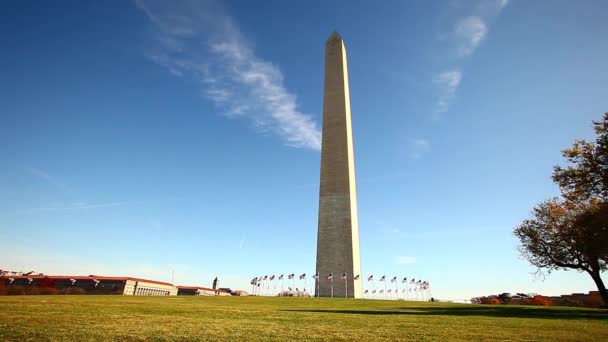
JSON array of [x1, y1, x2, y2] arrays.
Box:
[[0, 296, 606, 341]]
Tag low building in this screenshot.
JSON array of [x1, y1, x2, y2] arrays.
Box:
[[1, 275, 177, 296], [177, 286, 231, 296]]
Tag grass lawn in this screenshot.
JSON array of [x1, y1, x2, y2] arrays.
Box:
[[0, 296, 606, 341]]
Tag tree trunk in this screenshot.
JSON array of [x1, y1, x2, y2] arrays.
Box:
[[588, 268, 608, 308]]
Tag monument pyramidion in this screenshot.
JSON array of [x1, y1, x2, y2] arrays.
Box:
[[315, 32, 363, 298]]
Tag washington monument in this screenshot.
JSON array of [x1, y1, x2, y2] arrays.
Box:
[[315, 32, 363, 298]]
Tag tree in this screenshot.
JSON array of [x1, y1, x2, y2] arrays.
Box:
[[498, 292, 512, 304], [514, 113, 608, 306]]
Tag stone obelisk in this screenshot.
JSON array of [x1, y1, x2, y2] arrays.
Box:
[[315, 32, 363, 298]]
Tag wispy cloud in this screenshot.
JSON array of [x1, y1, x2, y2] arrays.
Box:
[[410, 139, 431, 159], [433, 69, 462, 115], [24, 167, 69, 191], [396, 256, 417, 265], [454, 16, 487, 57], [135, 0, 321, 150], [19, 202, 127, 214], [432, 0, 508, 116]]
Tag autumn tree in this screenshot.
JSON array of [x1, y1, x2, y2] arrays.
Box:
[[514, 113, 608, 306]]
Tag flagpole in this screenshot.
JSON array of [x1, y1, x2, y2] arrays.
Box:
[[396, 279, 400, 301], [345, 274, 348, 299], [384, 278, 387, 300], [373, 279, 375, 300], [331, 276, 334, 298]]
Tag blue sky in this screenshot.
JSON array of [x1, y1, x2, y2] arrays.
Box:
[[1, 0, 607, 300]]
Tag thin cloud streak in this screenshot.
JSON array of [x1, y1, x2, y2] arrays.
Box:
[[410, 139, 431, 159], [135, 0, 321, 150], [396, 256, 417, 265], [433, 69, 462, 115], [19, 202, 128, 214], [24, 167, 69, 191], [454, 16, 487, 57]]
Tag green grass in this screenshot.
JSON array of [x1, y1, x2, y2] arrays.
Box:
[[0, 296, 606, 341]]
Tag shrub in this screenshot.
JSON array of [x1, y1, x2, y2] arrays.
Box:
[[25, 286, 41, 295], [582, 295, 605, 308], [38, 287, 60, 295], [560, 298, 584, 307], [61, 287, 86, 295], [7, 285, 26, 295], [529, 295, 552, 306]]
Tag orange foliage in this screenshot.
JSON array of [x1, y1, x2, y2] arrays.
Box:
[[523, 295, 552, 306]]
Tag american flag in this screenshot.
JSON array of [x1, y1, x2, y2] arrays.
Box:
[[327, 273, 333, 280], [353, 275, 360, 280], [269, 275, 275, 281], [390, 276, 397, 283], [367, 275, 373, 281], [340, 273, 346, 280], [402, 277, 407, 283], [250, 277, 258, 285], [388, 289, 392, 293], [410, 278, 415, 284], [288, 274, 294, 279], [299, 273, 306, 280], [372, 290, 376, 294], [313, 273, 319, 279], [380, 290, 384, 294], [380, 275, 386, 282], [364, 290, 369, 294], [263, 275, 268, 280], [278, 274, 284, 280]]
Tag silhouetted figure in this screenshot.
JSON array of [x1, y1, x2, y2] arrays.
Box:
[[212, 277, 219, 296]]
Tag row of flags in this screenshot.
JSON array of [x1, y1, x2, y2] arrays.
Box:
[[251, 274, 429, 287], [364, 288, 426, 294]]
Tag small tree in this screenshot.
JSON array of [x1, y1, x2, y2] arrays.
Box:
[[498, 292, 512, 304], [514, 113, 608, 306]]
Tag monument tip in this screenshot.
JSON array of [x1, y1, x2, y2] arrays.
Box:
[[327, 31, 342, 43]]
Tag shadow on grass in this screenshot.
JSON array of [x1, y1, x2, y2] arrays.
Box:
[[282, 306, 608, 320]]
